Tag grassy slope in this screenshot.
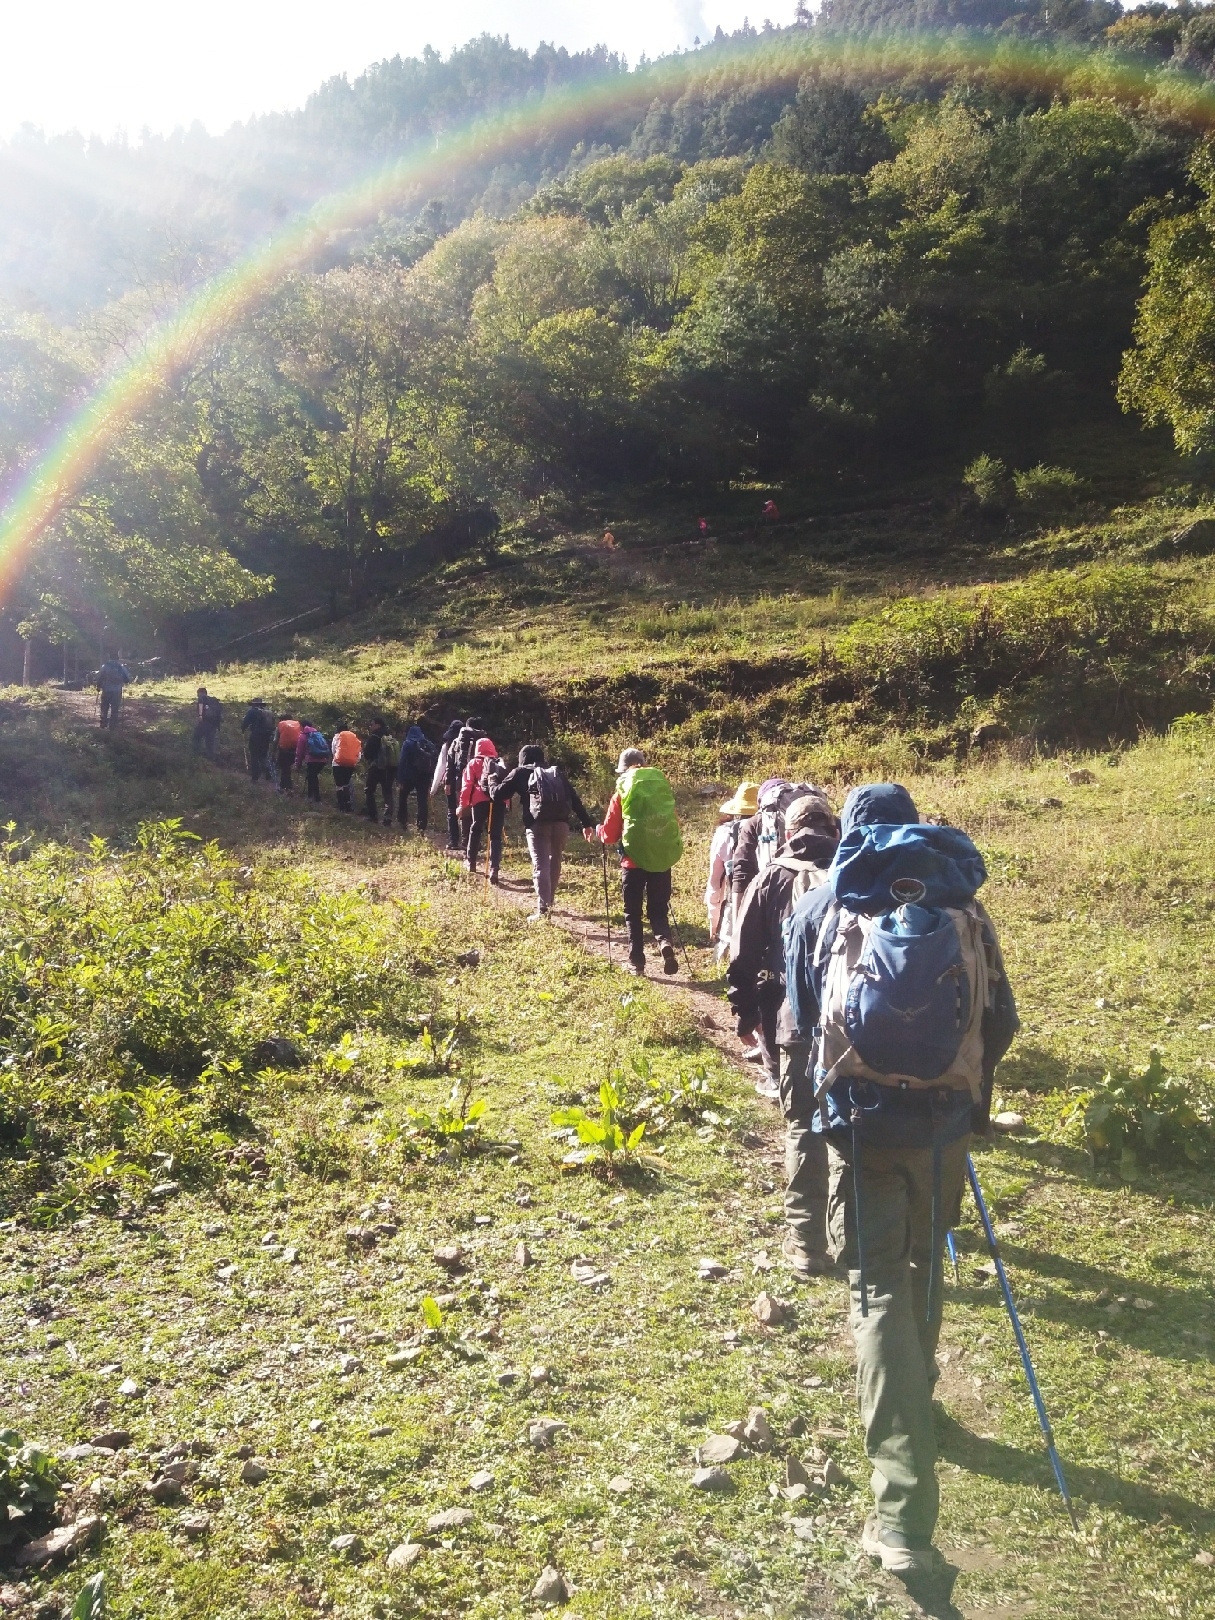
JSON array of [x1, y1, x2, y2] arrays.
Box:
[[0, 689, 1213, 1620]]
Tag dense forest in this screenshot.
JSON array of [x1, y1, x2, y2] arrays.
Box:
[[7, 1, 1215, 670]]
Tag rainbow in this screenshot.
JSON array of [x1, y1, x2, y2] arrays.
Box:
[[2, 28, 1213, 592]]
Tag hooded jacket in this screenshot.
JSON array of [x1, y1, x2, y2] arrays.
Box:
[[397, 724, 435, 785], [458, 737, 500, 810], [432, 720, 462, 796]]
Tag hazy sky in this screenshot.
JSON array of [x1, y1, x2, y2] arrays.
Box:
[[0, 0, 783, 141]]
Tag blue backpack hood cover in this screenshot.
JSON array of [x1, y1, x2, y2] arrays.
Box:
[[830, 821, 987, 914], [840, 782, 920, 836]]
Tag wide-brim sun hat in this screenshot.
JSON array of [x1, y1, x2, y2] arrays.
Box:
[[720, 780, 760, 816]]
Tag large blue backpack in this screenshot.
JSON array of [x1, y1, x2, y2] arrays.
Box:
[[813, 823, 997, 1103]]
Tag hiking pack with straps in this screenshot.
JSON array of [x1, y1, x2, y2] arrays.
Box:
[[447, 727, 483, 792], [201, 695, 223, 725], [378, 735, 400, 772], [812, 823, 996, 1105], [304, 728, 331, 762], [618, 766, 683, 872], [769, 852, 829, 912], [401, 732, 437, 777], [529, 764, 571, 824]]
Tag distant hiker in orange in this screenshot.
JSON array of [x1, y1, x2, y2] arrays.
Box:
[[603, 529, 616, 550], [273, 714, 301, 794], [329, 723, 362, 813]]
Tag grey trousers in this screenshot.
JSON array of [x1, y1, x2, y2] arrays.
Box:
[[525, 821, 569, 911], [778, 1044, 830, 1258], [826, 1131, 969, 1543]]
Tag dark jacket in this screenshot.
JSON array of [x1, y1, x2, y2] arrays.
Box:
[[240, 704, 275, 742], [730, 788, 837, 910], [446, 725, 483, 792], [491, 763, 593, 832], [726, 828, 838, 1041], [397, 724, 436, 785]]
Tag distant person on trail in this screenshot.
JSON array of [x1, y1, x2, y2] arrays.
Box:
[[587, 748, 683, 977], [329, 723, 362, 813], [240, 698, 276, 783], [433, 719, 463, 849], [273, 714, 301, 794], [731, 779, 822, 920], [491, 744, 594, 920], [447, 717, 486, 851], [193, 687, 223, 760], [762, 498, 780, 523], [361, 719, 398, 824], [397, 719, 437, 833], [295, 721, 331, 808], [459, 736, 504, 881], [727, 795, 839, 1271], [705, 781, 759, 959], [95, 659, 131, 730], [698, 517, 709, 538], [783, 783, 1018, 1578]]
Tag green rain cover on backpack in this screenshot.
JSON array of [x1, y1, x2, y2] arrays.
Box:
[[618, 767, 684, 872]]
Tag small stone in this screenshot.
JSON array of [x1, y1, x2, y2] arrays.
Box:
[[527, 1418, 567, 1449], [752, 1291, 789, 1326], [531, 1565, 569, 1605], [177, 1510, 211, 1538], [790, 1516, 817, 1541], [514, 1242, 534, 1267], [387, 1541, 423, 1571], [742, 1407, 773, 1451], [281, 1247, 300, 1265], [781, 1482, 809, 1502], [752, 1250, 774, 1273], [427, 1507, 473, 1532], [216, 1265, 238, 1281], [149, 1181, 180, 1200], [697, 1258, 728, 1280], [146, 1475, 183, 1503], [974, 1261, 999, 1281], [821, 1457, 847, 1488], [570, 1259, 609, 1286], [338, 1354, 364, 1376], [607, 1474, 632, 1494], [1195, 1550, 1215, 1567], [97, 1363, 121, 1376], [1039, 796, 1064, 810], [468, 1469, 495, 1491], [63, 1444, 96, 1461], [241, 1458, 269, 1483], [721, 1420, 746, 1440], [308, 1419, 326, 1433], [455, 949, 482, 968], [1132, 1297, 1155, 1312], [369, 1425, 392, 1438], [1065, 768, 1097, 786], [13, 1515, 100, 1568], [992, 1111, 1025, 1133], [786, 1415, 808, 1438], [329, 1533, 364, 1560], [698, 1433, 744, 1465], [387, 1349, 424, 1369], [90, 1429, 131, 1450], [203, 1223, 226, 1238], [496, 1368, 523, 1388], [530, 1365, 551, 1385], [785, 1455, 811, 1487], [434, 1244, 465, 1271], [118, 1377, 143, 1398], [691, 1466, 735, 1493]]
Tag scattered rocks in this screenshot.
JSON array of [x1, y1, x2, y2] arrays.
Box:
[[752, 1291, 790, 1326], [329, 1533, 365, 1560], [1155, 517, 1215, 559], [514, 1241, 534, 1267], [1132, 1297, 1155, 1312], [1195, 1549, 1215, 1567], [13, 1515, 100, 1569], [146, 1475, 184, 1504], [607, 1475, 632, 1495], [455, 949, 482, 969], [387, 1542, 423, 1571], [253, 1035, 302, 1069], [531, 1565, 569, 1605], [177, 1510, 211, 1538], [240, 1458, 269, 1484], [697, 1258, 728, 1280], [570, 1259, 610, 1287], [468, 1469, 495, 1492], [1065, 768, 1097, 786], [530, 1365, 551, 1386], [427, 1507, 473, 1532], [992, 1111, 1026, 1133], [434, 1244, 466, 1272], [1039, 796, 1064, 810], [790, 1516, 817, 1541], [785, 1455, 812, 1488], [90, 1430, 130, 1451], [216, 1265, 239, 1282], [202, 1223, 226, 1238], [368, 1425, 392, 1438], [526, 1418, 567, 1449], [337, 1354, 364, 1376], [387, 1349, 424, 1369], [117, 1378, 143, 1398], [742, 1408, 773, 1451], [691, 1466, 735, 1493], [697, 1434, 745, 1466], [149, 1181, 180, 1200], [64, 1444, 97, 1461]]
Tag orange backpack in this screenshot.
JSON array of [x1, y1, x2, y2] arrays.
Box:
[[331, 730, 362, 767]]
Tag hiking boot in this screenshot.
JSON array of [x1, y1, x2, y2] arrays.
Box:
[[660, 942, 678, 976], [525, 908, 548, 923], [741, 1042, 763, 1063], [625, 959, 645, 976], [860, 1515, 941, 1575], [489, 871, 500, 887], [781, 1230, 832, 1279], [754, 1073, 780, 1103]]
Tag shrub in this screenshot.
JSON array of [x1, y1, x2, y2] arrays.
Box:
[[963, 452, 1011, 509], [1061, 1049, 1213, 1179], [1012, 463, 1087, 516], [0, 1430, 62, 1550]]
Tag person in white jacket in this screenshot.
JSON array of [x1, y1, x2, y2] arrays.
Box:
[[705, 781, 759, 960], [432, 719, 463, 849]]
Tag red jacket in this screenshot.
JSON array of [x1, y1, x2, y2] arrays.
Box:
[[593, 791, 637, 869], [458, 738, 499, 811]]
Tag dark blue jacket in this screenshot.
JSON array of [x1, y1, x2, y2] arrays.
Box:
[[396, 725, 436, 786]]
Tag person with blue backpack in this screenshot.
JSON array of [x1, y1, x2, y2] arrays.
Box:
[[294, 721, 331, 808], [396, 719, 437, 833], [783, 783, 1018, 1580]]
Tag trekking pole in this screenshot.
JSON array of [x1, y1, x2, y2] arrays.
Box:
[[599, 846, 612, 965], [670, 915, 694, 977], [946, 1229, 960, 1284], [484, 800, 494, 894], [967, 1156, 1079, 1529]]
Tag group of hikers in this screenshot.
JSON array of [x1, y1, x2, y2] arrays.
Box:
[[154, 682, 1020, 1580]]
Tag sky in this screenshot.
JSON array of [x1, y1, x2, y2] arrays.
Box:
[[0, 0, 782, 141]]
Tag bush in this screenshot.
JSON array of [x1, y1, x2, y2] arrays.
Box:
[[1061, 1049, 1213, 1179], [0, 820, 435, 1218], [963, 452, 1011, 510], [0, 1429, 62, 1550], [1012, 463, 1088, 517]]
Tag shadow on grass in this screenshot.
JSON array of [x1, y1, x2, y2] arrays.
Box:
[[936, 1409, 1215, 1533]]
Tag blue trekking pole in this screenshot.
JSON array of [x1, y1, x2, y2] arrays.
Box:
[[967, 1156, 1079, 1529], [945, 1228, 960, 1284]]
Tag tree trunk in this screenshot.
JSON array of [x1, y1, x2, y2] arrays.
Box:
[[22, 639, 31, 687]]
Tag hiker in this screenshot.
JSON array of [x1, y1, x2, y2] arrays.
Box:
[[491, 744, 594, 919], [446, 717, 486, 851], [705, 781, 759, 960], [783, 783, 1018, 1577], [397, 719, 437, 833], [432, 720, 463, 848], [586, 748, 683, 976], [762, 497, 780, 522], [698, 517, 710, 538], [727, 796, 839, 1277], [731, 779, 823, 916], [329, 723, 362, 812], [240, 698, 276, 783], [295, 721, 331, 807], [459, 736, 504, 880], [273, 713, 301, 793], [193, 687, 223, 760], [361, 719, 398, 825], [95, 658, 131, 729]]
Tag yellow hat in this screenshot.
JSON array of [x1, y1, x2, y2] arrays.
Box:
[[719, 780, 760, 816]]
